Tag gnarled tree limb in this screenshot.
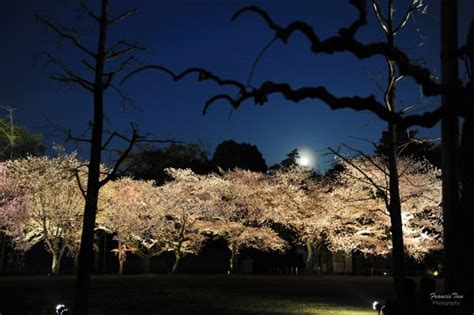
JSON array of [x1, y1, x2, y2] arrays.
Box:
[[121, 64, 451, 129], [232, 4, 442, 96]]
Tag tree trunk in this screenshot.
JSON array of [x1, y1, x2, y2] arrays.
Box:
[[387, 122, 408, 314], [440, 0, 461, 296], [51, 251, 63, 275], [171, 252, 181, 274], [305, 239, 315, 274], [73, 1, 108, 313], [119, 258, 124, 275], [116, 241, 126, 275], [228, 243, 239, 274], [315, 243, 323, 275], [384, 7, 408, 310]]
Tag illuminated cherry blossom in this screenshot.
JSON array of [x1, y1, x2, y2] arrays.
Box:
[[3, 151, 85, 274], [327, 156, 442, 261]]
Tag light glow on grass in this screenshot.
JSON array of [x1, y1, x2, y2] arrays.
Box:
[[290, 304, 375, 314], [1, 275, 393, 314], [234, 298, 375, 315]]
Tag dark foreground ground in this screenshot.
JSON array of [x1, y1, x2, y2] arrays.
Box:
[[0, 275, 395, 314]]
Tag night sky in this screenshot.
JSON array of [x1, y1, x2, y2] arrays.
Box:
[[1, 0, 473, 170]]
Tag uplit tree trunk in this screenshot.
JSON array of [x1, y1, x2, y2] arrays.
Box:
[[228, 243, 239, 274], [51, 253, 60, 275], [171, 251, 181, 274], [50, 249, 65, 275], [118, 256, 125, 275], [315, 243, 323, 275], [115, 241, 127, 275], [171, 219, 188, 274], [440, 0, 461, 297], [305, 239, 315, 274], [44, 238, 67, 276]]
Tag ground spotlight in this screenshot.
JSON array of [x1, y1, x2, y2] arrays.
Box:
[[56, 304, 69, 315], [372, 301, 384, 314]]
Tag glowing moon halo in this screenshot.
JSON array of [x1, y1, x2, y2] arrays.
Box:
[[298, 156, 310, 166], [296, 147, 316, 168]]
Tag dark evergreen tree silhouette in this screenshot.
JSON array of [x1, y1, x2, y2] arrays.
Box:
[[279, 149, 299, 170], [124, 143, 211, 185], [212, 140, 267, 172], [0, 108, 45, 162], [375, 128, 440, 167]]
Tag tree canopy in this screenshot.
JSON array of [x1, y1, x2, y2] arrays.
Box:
[[123, 143, 211, 185], [0, 118, 45, 161], [212, 140, 267, 172], [2, 151, 85, 274]]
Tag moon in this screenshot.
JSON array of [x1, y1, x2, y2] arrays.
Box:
[[296, 147, 316, 168], [298, 156, 310, 166]]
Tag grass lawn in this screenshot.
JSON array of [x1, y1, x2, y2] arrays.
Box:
[[0, 274, 393, 314]]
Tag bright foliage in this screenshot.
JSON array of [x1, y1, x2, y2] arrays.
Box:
[[1, 152, 442, 274], [2, 151, 85, 273], [327, 156, 442, 260]]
